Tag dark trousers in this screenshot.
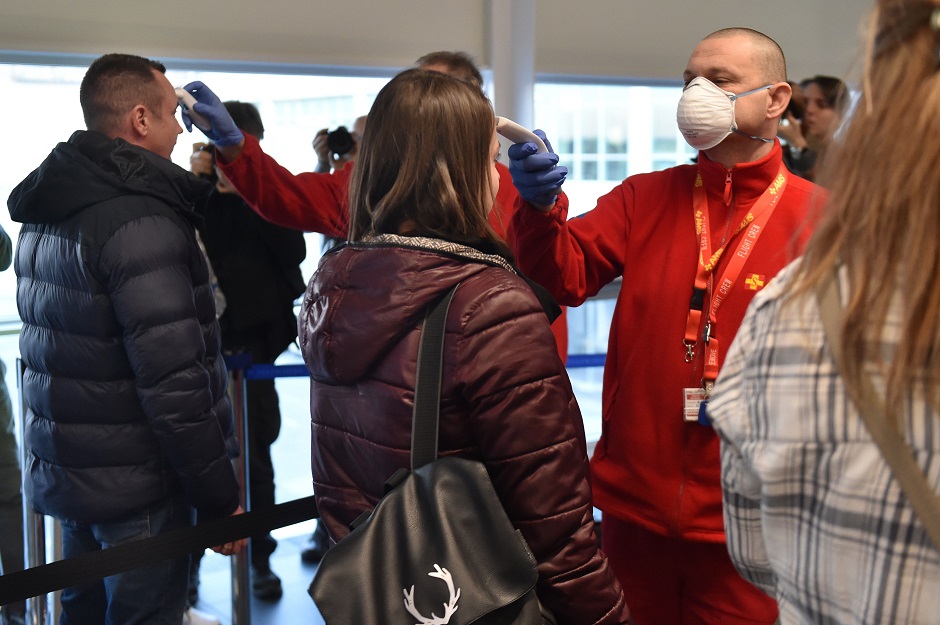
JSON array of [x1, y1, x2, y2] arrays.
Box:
[[60, 493, 192, 625], [246, 376, 281, 568]]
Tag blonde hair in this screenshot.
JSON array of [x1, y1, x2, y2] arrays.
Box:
[[791, 0, 940, 419], [348, 69, 499, 246]]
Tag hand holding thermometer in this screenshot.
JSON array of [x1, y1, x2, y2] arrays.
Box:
[[495, 117, 548, 153], [175, 88, 212, 134]]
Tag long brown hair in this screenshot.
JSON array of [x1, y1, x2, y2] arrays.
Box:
[[347, 69, 499, 245], [791, 0, 940, 419]]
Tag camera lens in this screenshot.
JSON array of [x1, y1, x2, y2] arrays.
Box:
[[326, 127, 357, 158]]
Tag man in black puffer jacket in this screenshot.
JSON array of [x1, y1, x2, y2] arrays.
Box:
[[7, 53, 246, 625]]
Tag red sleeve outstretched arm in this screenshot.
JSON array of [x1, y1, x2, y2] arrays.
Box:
[[217, 133, 350, 237]]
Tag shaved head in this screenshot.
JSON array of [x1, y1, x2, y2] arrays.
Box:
[[704, 28, 787, 83]]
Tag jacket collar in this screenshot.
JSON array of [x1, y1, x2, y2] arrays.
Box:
[[697, 140, 784, 207], [361, 234, 517, 272]]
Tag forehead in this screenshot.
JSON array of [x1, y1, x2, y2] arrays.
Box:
[[802, 83, 826, 99], [152, 70, 176, 107], [683, 35, 760, 81]]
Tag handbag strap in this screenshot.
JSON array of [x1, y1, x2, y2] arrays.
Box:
[[411, 285, 459, 469], [816, 271, 940, 548]]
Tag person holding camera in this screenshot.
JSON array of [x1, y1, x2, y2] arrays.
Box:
[[777, 75, 848, 182], [313, 115, 367, 173]]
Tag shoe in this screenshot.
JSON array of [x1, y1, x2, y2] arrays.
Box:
[[300, 522, 331, 564], [182, 607, 221, 625], [251, 565, 283, 601]]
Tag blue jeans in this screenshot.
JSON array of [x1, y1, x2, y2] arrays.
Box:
[[59, 493, 194, 625]]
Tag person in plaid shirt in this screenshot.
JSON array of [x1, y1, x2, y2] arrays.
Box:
[[709, 2, 940, 623]]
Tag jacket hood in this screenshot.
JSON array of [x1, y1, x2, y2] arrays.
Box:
[[301, 235, 517, 385], [8, 130, 211, 224]]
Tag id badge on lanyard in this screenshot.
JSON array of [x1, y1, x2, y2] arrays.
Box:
[[682, 165, 787, 424]]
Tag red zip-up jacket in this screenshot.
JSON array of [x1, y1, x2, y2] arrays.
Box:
[[509, 141, 823, 540]]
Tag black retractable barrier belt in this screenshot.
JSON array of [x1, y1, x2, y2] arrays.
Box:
[[0, 495, 318, 606]]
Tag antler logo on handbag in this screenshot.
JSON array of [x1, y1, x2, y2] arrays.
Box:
[[403, 564, 461, 625]]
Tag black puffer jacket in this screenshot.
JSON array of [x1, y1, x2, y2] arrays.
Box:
[[300, 235, 629, 625], [8, 130, 240, 524], [195, 189, 306, 355]]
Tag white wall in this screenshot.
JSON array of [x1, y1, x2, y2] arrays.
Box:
[[536, 0, 870, 82], [0, 0, 870, 82]]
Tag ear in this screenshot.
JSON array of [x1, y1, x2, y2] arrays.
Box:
[[129, 104, 150, 139], [766, 81, 792, 120]]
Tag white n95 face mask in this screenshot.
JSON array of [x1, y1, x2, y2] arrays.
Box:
[[676, 76, 773, 151]]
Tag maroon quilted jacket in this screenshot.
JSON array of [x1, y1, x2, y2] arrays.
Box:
[[300, 235, 629, 625]]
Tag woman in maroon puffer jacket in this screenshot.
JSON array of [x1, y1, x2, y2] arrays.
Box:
[[299, 68, 630, 625]]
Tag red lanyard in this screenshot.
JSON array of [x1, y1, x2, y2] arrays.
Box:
[[683, 164, 788, 387]]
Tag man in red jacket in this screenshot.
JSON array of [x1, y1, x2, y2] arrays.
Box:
[[180, 51, 568, 358], [505, 28, 824, 625]]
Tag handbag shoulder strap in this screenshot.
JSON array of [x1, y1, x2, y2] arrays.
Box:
[[411, 285, 458, 469], [816, 271, 940, 548]]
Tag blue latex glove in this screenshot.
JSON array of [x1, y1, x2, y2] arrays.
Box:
[[507, 130, 567, 207], [180, 81, 244, 147]]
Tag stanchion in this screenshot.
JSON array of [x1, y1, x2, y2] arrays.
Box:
[[228, 360, 252, 625], [17, 358, 48, 625]]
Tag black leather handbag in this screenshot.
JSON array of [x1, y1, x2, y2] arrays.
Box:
[[309, 285, 543, 625]]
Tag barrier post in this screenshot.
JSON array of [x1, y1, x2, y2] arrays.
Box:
[[228, 364, 251, 625], [17, 358, 48, 625]]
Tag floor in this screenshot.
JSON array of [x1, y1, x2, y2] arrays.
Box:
[[195, 531, 324, 625]]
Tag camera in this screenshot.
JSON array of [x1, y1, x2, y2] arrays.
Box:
[[326, 126, 357, 159], [784, 81, 805, 121], [191, 142, 217, 182]]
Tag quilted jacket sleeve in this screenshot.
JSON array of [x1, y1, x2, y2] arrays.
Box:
[[451, 272, 630, 625], [100, 212, 240, 519]]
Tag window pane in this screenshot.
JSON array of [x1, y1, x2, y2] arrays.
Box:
[[605, 161, 627, 181], [581, 160, 598, 180]]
